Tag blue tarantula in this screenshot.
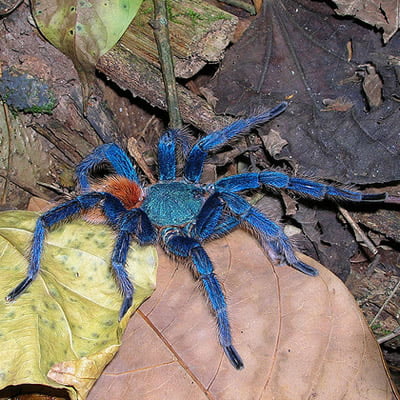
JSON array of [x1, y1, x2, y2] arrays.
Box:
[[6, 102, 398, 369]]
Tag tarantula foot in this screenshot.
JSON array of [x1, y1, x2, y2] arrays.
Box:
[[5, 277, 33, 302], [119, 295, 133, 320], [292, 261, 318, 277], [224, 345, 244, 370]]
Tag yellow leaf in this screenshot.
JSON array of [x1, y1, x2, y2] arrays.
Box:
[[0, 210, 157, 399]]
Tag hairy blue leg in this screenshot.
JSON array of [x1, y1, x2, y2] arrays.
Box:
[[190, 194, 240, 240], [5, 192, 119, 302], [219, 191, 318, 276], [215, 172, 397, 203], [112, 209, 157, 319], [210, 216, 241, 237], [192, 194, 224, 240], [158, 128, 194, 181], [184, 102, 287, 183], [76, 143, 139, 191], [162, 228, 243, 369]]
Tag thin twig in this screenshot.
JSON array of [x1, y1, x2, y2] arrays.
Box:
[[370, 279, 400, 327], [37, 181, 71, 196], [377, 326, 400, 344], [338, 206, 378, 255], [366, 253, 381, 276], [1, 102, 12, 204], [127, 138, 157, 184], [138, 115, 157, 141], [151, 0, 183, 129]]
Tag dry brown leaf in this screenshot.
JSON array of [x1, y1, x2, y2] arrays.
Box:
[[333, 0, 399, 43], [27, 196, 53, 212], [88, 230, 399, 399], [357, 63, 384, 108]]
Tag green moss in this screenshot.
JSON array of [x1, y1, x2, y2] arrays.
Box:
[[0, 69, 57, 114]]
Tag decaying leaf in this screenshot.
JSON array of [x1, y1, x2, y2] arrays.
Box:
[[321, 97, 354, 112], [31, 0, 143, 108], [0, 211, 157, 400], [333, 0, 400, 43], [260, 128, 288, 158], [88, 230, 399, 399], [357, 63, 383, 108], [212, 0, 400, 185]]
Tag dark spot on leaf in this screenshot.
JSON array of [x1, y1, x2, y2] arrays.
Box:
[[95, 240, 106, 248], [69, 29, 74, 35], [91, 332, 100, 338], [6, 312, 15, 318]]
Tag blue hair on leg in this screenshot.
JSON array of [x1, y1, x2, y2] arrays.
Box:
[[184, 102, 288, 182], [76, 144, 139, 191], [219, 191, 318, 276], [111, 230, 135, 319], [215, 171, 392, 203], [6, 192, 109, 302], [210, 216, 241, 237], [163, 230, 243, 369], [192, 194, 224, 240], [112, 209, 156, 318]]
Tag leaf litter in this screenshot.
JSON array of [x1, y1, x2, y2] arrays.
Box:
[[88, 230, 399, 399], [208, 0, 400, 391], [0, 0, 399, 397], [0, 211, 157, 399]]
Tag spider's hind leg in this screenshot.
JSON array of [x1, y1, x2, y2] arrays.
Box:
[[219, 191, 318, 276], [162, 227, 244, 370]]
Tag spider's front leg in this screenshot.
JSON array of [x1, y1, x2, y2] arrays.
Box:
[[111, 209, 156, 319], [76, 143, 139, 191], [215, 172, 400, 203], [161, 226, 244, 370], [6, 192, 112, 302], [184, 102, 288, 183]]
